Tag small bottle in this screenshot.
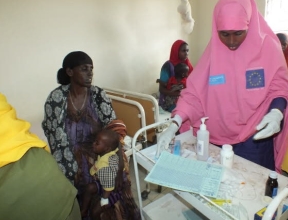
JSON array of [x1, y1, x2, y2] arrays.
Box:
[[221, 144, 234, 168], [197, 117, 209, 161], [264, 171, 278, 198]]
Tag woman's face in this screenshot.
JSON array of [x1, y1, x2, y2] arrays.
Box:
[[178, 44, 189, 61], [218, 30, 248, 50], [68, 64, 93, 87]]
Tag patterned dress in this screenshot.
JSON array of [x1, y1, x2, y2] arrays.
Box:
[[42, 85, 115, 183], [42, 84, 140, 220]]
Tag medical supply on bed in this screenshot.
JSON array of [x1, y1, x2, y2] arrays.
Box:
[[155, 121, 178, 158], [169, 139, 181, 156], [196, 117, 209, 161], [210, 199, 232, 205], [182, 192, 240, 220], [265, 171, 278, 198], [221, 144, 234, 168], [145, 151, 223, 198]]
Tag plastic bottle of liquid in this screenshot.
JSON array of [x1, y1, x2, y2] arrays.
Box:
[[197, 117, 209, 161], [220, 144, 234, 168], [265, 171, 278, 198]]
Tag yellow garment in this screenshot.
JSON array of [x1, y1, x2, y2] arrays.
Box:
[[282, 153, 288, 172], [281, 139, 288, 172], [90, 148, 118, 176], [0, 93, 49, 167]]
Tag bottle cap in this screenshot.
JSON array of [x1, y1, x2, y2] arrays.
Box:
[[200, 117, 209, 130], [222, 144, 233, 151], [269, 171, 278, 179]]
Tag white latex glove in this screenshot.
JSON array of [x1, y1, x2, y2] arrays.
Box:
[[100, 198, 109, 206], [156, 122, 179, 158], [254, 109, 283, 140]]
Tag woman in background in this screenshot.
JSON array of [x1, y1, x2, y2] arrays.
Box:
[[42, 51, 140, 220], [0, 93, 80, 220], [157, 63, 189, 111], [276, 33, 288, 67], [157, 0, 288, 172], [158, 39, 193, 112]]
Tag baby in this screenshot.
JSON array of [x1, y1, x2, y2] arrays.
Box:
[[81, 129, 120, 218], [157, 63, 189, 111]]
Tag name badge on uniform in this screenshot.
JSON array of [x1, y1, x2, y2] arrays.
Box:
[[209, 74, 226, 85], [246, 69, 265, 89]]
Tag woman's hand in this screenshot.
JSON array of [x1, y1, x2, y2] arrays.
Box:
[[170, 90, 181, 96], [254, 109, 283, 140]]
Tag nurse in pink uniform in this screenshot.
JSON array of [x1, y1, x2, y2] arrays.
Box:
[[157, 0, 288, 172]]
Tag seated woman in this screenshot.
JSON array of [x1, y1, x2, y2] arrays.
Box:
[[157, 63, 189, 112], [158, 39, 193, 112], [42, 51, 140, 220]]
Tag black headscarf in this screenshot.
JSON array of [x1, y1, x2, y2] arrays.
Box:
[[57, 51, 93, 85]]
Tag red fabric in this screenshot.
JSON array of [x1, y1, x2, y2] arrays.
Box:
[[167, 77, 187, 90], [169, 40, 194, 74]]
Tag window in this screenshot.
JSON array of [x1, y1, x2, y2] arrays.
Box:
[[265, 0, 288, 33]]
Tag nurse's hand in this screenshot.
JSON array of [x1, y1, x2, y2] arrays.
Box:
[[156, 122, 179, 158], [254, 109, 283, 140], [156, 115, 182, 158]]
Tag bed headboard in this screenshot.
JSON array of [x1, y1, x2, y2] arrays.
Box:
[[107, 94, 146, 139], [106, 91, 156, 143]]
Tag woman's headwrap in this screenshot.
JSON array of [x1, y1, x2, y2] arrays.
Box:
[[0, 93, 49, 167], [215, 1, 251, 30], [105, 119, 127, 146], [169, 40, 194, 74], [57, 51, 93, 85]]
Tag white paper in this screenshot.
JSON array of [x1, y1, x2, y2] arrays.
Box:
[[145, 151, 224, 198]]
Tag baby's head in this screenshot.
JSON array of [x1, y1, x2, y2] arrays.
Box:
[[174, 63, 189, 80], [92, 129, 119, 156]]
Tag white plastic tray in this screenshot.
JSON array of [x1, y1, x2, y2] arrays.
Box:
[[142, 192, 205, 220]]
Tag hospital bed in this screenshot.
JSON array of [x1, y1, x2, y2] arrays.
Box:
[[263, 187, 288, 220], [104, 87, 171, 143], [106, 94, 146, 159], [132, 122, 288, 220], [104, 88, 171, 197]]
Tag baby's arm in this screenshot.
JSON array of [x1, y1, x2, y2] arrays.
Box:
[[102, 190, 111, 198]]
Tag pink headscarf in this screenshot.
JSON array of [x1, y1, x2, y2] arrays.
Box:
[[174, 0, 288, 172]]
